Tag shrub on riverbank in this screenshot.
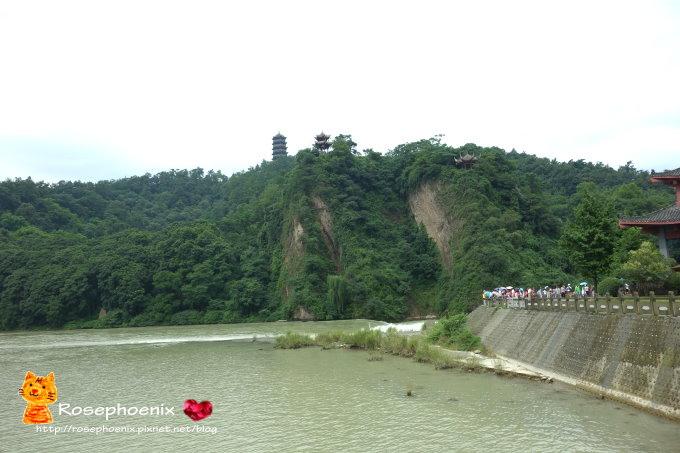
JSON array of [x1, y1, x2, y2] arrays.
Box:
[[381, 329, 419, 357], [425, 314, 481, 351], [274, 331, 316, 349], [414, 341, 458, 369]]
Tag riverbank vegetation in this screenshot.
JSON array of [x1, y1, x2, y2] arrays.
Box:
[[275, 315, 483, 371], [275, 328, 464, 370], [1, 136, 676, 330], [425, 313, 481, 351]]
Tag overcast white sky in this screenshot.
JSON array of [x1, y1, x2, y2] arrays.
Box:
[[1, 0, 679, 183]]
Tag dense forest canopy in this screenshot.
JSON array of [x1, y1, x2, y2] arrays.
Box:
[[0, 138, 676, 330]]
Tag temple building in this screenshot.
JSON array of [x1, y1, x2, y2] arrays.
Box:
[[619, 167, 680, 262], [455, 153, 479, 169], [272, 133, 288, 160], [313, 132, 331, 153]]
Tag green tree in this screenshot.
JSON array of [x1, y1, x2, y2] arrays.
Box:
[[621, 241, 674, 295], [559, 191, 617, 292], [326, 275, 348, 319]]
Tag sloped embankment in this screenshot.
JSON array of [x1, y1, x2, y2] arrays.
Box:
[[467, 306, 680, 420]]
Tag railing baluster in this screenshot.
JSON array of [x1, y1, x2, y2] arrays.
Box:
[[480, 290, 675, 316]]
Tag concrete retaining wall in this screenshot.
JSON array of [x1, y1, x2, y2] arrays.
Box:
[[467, 307, 680, 420]]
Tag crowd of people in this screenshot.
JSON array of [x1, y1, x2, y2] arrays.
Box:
[[482, 284, 597, 300]]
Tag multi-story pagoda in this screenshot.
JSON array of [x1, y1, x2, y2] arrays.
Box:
[[313, 132, 331, 153], [619, 167, 680, 261], [272, 133, 288, 160], [455, 153, 479, 169]]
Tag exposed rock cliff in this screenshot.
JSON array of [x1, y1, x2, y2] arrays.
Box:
[[408, 182, 463, 273], [282, 196, 341, 320], [282, 217, 304, 301], [311, 196, 342, 273], [285, 218, 304, 269]]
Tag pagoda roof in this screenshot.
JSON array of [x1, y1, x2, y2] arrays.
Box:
[[650, 167, 680, 178], [455, 153, 479, 163], [619, 204, 680, 226]]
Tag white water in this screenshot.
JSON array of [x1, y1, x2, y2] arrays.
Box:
[[0, 319, 373, 352], [369, 320, 425, 333]]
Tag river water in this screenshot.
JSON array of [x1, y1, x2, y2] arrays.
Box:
[[1, 320, 677, 452]]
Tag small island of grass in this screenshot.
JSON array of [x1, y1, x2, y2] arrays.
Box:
[[275, 314, 485, 371]]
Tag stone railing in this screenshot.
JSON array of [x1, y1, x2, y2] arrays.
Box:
[[482, 291, 678, 316]]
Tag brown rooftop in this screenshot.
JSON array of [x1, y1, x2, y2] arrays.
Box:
[[619, 204, 680, 226], [650, 167, 680, 178]]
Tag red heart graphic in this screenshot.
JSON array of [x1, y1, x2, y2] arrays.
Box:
[[183, 399, 213, 421]]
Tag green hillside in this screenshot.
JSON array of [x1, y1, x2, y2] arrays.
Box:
[[0, 136, 675, 330]]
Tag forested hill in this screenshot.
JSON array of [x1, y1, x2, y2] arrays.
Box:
[[0, 137, 675, 330]]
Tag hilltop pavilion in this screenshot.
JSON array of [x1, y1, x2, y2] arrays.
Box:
[[619, 167, 680, 263], [455, 153, 479, 169], [313, 132, 331, 153]]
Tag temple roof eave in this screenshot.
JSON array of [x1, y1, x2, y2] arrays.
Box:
[[650, 167, 680, 179], [619, 220, 680, 227], [618, 204, 680, 225]]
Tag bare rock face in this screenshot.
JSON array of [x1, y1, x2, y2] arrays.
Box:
[[408, 182, 462, 273], [293, 306, 315, 321], [311, 196, 341, 273], [283, 197, 338, 320], [282, 217, 305, 301], [285, 218, 304, 269]]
